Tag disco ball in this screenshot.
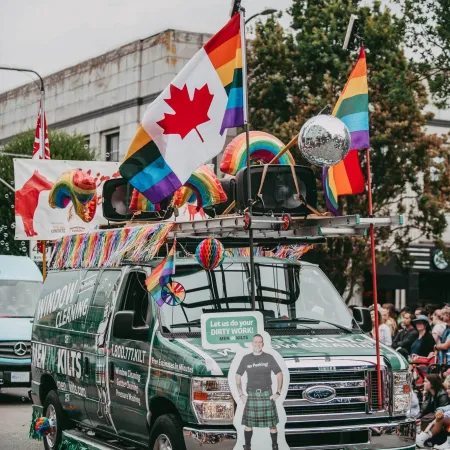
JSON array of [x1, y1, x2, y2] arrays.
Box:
[[298, 115, 351, 167]]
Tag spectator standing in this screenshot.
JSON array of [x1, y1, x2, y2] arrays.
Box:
[[411, 315, 435, 357], [370, 309, 392, 347], [436, 308, 450, 364], [416, 307, 427, 319], [399, 307, 413, 327], [433, 310, 447, 344], [392, 312, 418, 358], [382, 303, 398, 337]]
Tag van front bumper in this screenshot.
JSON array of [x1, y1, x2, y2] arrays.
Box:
[[183, 418, 416, 450], [0, 361, 31, 388]]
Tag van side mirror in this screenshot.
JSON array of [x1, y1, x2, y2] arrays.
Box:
[[113, 311, 149, 340], [353, 307, 372, 333]]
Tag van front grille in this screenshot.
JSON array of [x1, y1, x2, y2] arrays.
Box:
[[0, 341, 31, 359], [285, 368, 386, 422]]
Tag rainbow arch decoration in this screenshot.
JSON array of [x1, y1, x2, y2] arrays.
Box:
[[220, 131, 295, 175], [184, 165, 227, 209]]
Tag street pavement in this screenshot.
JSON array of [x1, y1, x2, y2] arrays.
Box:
[[0, 388, 41, 450]]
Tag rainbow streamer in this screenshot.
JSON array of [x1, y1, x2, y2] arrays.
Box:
[[50, 223, 173, 269], [323, 47, 368, 215], [220, 131, 295, 176]]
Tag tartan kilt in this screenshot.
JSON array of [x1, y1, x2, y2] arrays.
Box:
[[242, 390, 278, 428]]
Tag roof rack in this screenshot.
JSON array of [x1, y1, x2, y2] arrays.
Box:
[[101, 213, 403, 248]]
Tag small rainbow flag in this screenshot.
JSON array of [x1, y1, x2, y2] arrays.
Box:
[[323, 47, 368, 215], [129, 188, 160, 212], [146, 241, 176, 307]]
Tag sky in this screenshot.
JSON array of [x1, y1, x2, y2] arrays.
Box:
[[0, 0, 292, 94]]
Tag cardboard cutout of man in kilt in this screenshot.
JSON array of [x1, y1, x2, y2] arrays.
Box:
[[236, 334, 284, 450]]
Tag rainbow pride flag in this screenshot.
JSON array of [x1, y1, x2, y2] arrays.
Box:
[[204, 13, 245, 133], [323, 47, 368, 215], [146, 241, 176, 307], [119, 13, 244, 204]]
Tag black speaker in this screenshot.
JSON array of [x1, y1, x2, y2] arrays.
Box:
[[204, 177, 237, 217], [235, 165, 317, 216], [102, 178, 173, 222]]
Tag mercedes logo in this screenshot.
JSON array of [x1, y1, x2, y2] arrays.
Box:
[[14, 342, 27, 357]]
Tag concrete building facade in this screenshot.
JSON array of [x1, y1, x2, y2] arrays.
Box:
[[0, 29, 215, 162]]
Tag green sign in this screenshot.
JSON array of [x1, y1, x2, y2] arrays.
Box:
[[202, 313, 263, 349]]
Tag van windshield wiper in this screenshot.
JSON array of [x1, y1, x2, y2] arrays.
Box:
[[170, 319, 201, 329], [266, 317, 352, 333]]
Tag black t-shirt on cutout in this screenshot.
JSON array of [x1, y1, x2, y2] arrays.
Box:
[[236, 352, 282, 391]]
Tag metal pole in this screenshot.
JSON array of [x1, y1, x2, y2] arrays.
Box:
[[240, 8, 256, 311], [40, 88, 45, 159], [366, 148, 382, 409], [0, 178, 14, 192], [42, 240, 47, 281]]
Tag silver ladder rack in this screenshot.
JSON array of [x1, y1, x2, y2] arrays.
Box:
[[162, 213, 404, 245]]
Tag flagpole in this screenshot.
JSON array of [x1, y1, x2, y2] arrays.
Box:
[[366, 148, 382, 409], [341, 17, 382, 408], [239, 8, 256, 311]]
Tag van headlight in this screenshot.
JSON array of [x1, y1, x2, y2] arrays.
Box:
[[191, 377, 234, 424], [393, 371, 411, 415]]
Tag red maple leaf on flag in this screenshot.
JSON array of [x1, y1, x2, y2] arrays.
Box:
[[157, 84, 214, 143]]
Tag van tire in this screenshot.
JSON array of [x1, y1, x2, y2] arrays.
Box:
[[43, 390, 66, 450], [149, 413, 186, 450]]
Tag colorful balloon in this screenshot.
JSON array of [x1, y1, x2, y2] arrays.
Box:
[[195, 238, 225, 270]]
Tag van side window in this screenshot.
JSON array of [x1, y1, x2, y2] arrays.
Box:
[[85, 270, 121, 334], [120, 272, 149, 328], [92, 270, 122, 307]]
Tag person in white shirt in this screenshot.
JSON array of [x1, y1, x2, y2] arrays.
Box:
[[370, 308, 392, 347]]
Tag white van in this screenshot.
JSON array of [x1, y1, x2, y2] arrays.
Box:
[[0, 255, 42, 388]]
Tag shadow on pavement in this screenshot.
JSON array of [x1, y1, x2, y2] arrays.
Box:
[[0, 388, 32, 405]]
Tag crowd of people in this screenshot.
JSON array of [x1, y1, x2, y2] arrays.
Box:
[[363, 303, 450, 448], [368, 303, 450, 360]]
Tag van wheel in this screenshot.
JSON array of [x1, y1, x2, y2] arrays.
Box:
[[43, 390, 66, 450], [149, 413, 186, 450]]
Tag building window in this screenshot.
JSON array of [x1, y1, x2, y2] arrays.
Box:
[[83, 136, 90, 150], [105, 132, 120, 161]]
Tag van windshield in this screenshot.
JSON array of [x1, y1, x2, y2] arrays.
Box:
[[158, 261, 354, 334], [0, 280, 43, 317]]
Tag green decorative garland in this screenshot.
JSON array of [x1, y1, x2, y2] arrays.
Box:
[[29, 405, 44, 441], [59, 433, 101, 450]]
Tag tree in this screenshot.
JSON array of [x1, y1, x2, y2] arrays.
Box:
[[248, 0, 450, 301], [0, 130, 96, 256], [397, 0, 450, 109]]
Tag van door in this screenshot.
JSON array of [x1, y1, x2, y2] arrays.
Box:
[[108, 269, 151, 444], [83, 269, 122, 434]]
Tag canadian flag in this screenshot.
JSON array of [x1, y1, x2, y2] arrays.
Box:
[[32, 103, 50, 159]]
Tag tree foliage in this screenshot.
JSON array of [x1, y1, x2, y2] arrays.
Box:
[[248, 0, 450, 301], [397, 0, 450, 109], [0, 130, 96, 256]]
